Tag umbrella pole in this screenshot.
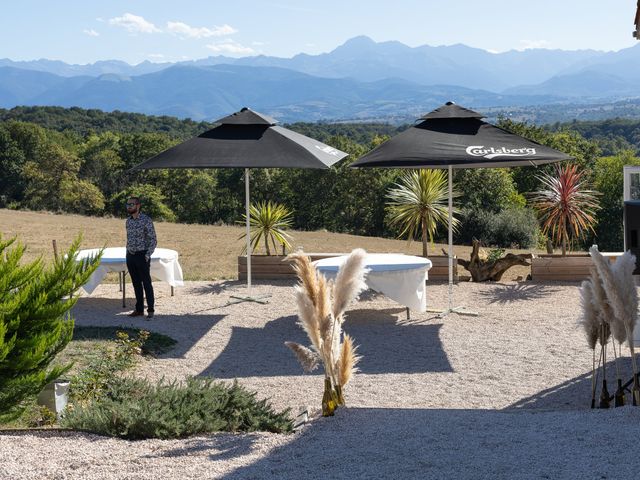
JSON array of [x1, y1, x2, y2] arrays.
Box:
[[448, 165, 453, 312], [437, 166, 478, 318], [230, 168, 270, 305], [246, 167, 252, 295]]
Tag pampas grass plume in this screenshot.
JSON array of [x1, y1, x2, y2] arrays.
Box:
[[590, 268, 624, 344], [332, 248, 368, 320], [337, 334, 361, 387], [288, 252, 320, 307], [579, 280, 599, 350], [285, 342, 320, 373], [590, 246, 637, 347]]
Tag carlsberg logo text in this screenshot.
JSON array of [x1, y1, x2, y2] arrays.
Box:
[[466, 146, 537, 159]]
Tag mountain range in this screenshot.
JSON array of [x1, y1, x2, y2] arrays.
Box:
[[1, 36, 640, 123]]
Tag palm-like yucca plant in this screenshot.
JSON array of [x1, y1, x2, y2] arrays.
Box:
[[239, 201, 293, 255], [529, 164, 600, 255], [386, 169, 459, 257]]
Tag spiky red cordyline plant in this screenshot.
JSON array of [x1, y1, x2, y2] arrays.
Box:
[[530, 164, 600, 255]]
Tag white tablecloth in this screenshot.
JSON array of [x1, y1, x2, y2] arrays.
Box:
[[314, 253, 432, 312], [74, 247, 184, 294]]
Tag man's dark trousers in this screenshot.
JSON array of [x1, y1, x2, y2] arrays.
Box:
[[126, 251, 154, 313]]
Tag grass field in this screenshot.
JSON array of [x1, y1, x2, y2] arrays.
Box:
[[0, 208, 546, 281]]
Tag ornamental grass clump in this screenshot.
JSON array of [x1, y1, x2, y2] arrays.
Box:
[[285, 249, 367, 416], [581, 246, 640, 407]]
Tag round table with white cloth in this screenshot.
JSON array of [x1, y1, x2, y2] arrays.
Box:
[[313, 253, 432, 313], [74, 247, 184, 300]]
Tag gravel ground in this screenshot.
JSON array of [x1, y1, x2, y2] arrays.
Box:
[[2, 279, 640, 480]]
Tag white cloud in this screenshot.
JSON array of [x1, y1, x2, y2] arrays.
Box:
[[148, 53, 165, 59], [206, 40, 255, 56], [167, 21, 237, 39], [252, 41, 265, 46], [517, 39, 551, 50], [83, 29, 100, 37], [109, 13, 160, 34]]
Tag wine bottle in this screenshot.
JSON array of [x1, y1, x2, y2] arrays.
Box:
[[321, 377, 337, 416], [614, 379, 625, 407], [599, 379, 610, 409]]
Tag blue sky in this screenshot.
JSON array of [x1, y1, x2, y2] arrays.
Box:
[[3, 1, 638, 64]]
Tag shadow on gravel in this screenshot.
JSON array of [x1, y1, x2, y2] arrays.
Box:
[[506, 357, 636, 410], [220, 407, 638, 480], [150, 434, 262, 462], [476, 283, 561, 305], [201, 308, 452, 378], [72, 297, 226, 359]]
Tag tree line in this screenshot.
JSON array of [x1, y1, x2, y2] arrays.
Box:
[[1, 106, 639, 251]]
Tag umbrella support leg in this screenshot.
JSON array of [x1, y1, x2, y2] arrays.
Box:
[[436, 306, 479, 318], [121, 271, 127, 308], [228, 294, 271, 305]]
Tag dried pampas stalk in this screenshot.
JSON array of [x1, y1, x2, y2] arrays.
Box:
[[579, 280, 599, 350], [590, 269, 624, 344], [590, 266, 626, 398], [288, 252, 320, 307], [580, 279, 600, 408], [294, 286, 322, 352], [288, 249, 367, 414], [337, 333, 361, 387], [285, 341, 320, 373], [317, 275, 333, 341], [332, 248, 368, 320], [590, 247, 638, 361]]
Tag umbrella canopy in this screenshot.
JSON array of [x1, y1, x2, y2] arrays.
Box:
[[350, 102, 572, 169], [350, 102, 572, 316], [132, 107, 347, 170], [131, 107, 348, 300]]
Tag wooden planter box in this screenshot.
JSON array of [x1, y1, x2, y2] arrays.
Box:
[[531, 253, 620, 281], [238, 253, 342, 280], [427, 255, 458, 282], [238, 253, 457, 281]]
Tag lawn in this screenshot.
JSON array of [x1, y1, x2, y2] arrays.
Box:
[[0, 208, 546, 281]]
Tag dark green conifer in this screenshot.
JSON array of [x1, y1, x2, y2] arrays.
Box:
[[0, 235, 100, 421]]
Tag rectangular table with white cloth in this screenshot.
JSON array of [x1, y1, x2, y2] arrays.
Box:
[[313, 253, 432, 318], [74, 247, 184, 307]]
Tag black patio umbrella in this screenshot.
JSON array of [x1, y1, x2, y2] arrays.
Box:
[[350, 102, 572, 316], [132, 107, 348, 301]]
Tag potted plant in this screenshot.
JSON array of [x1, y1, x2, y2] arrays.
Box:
[[529, 164, 602, 280], [237, 201, 296, 280], [386, 169, 459, 280]]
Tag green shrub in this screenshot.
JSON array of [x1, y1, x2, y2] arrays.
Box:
[[0, 235, 100, 422], [69, 330, 149, 405], [456, 207, 539, 249], [62, 377, 293, 439]]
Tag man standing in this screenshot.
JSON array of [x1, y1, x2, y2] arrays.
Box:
[[125, 196, 157, 318]]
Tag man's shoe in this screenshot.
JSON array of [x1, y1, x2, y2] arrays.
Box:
[[146, 311, 154, 319], [128, 310, 144, 317]]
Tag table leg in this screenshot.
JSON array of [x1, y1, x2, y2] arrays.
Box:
[[121, 271, 126, 308]]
